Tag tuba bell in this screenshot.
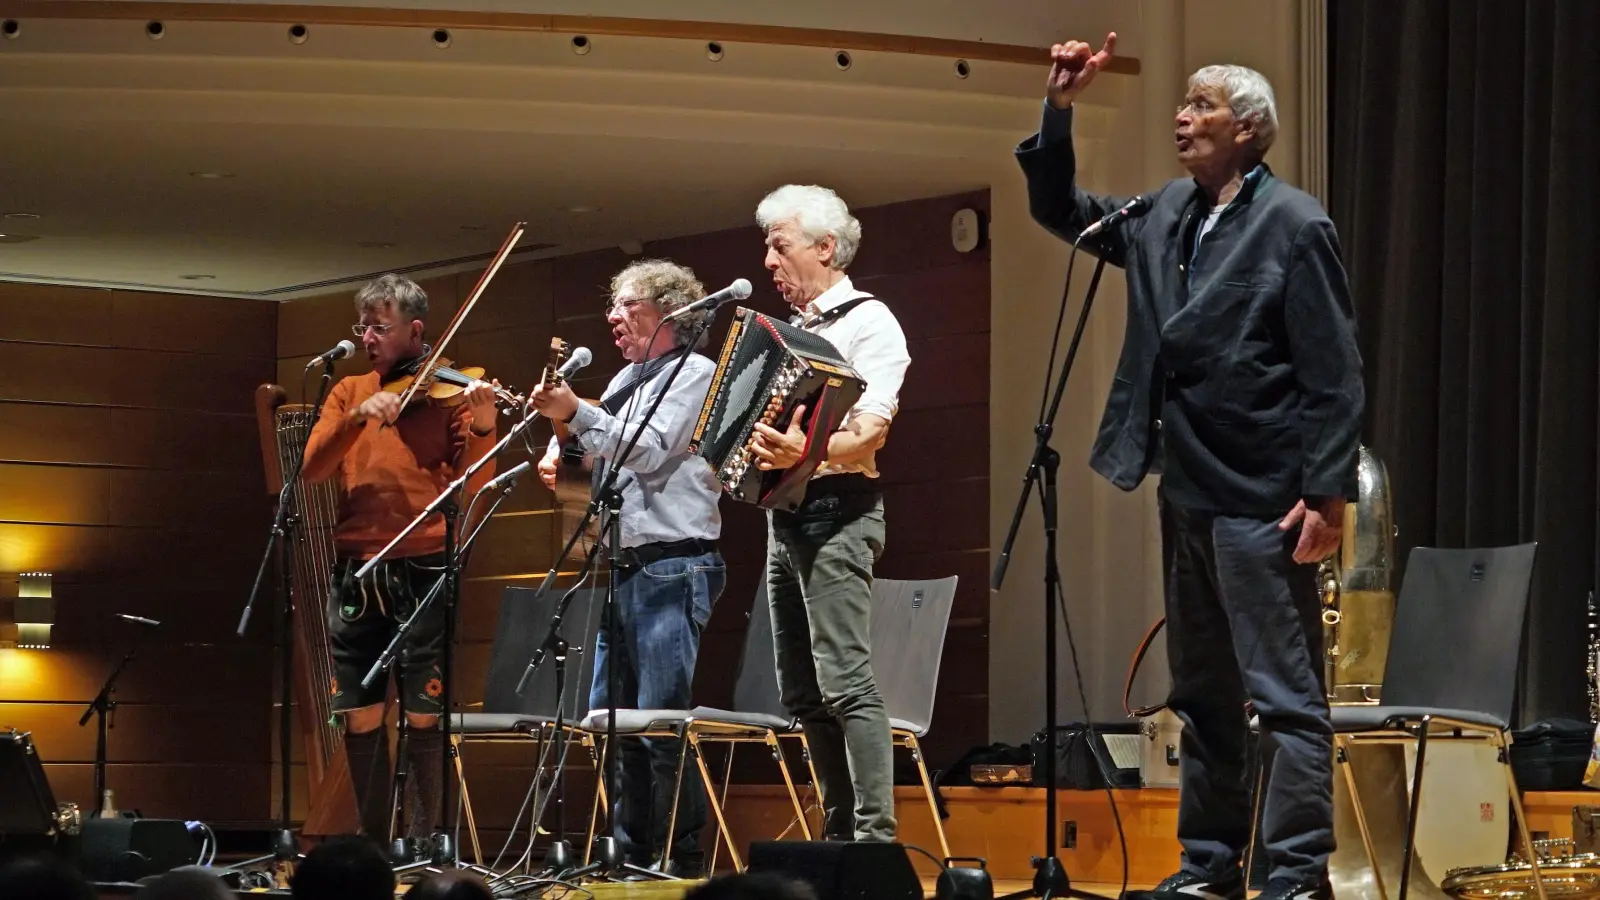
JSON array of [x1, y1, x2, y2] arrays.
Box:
[[1320, 444, 1396, 704]]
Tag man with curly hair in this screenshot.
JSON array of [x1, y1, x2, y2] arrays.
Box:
[[533, 259, 726, 876]]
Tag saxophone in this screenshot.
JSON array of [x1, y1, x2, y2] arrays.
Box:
[[1319, 444, 1396, 704]]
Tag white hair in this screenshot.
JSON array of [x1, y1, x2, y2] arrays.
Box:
[[1189, 64, 1278, 153], [755, 184, 862, 270]]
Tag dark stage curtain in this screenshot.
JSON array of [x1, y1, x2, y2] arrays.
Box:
[[1328, 1, 1600, 724]]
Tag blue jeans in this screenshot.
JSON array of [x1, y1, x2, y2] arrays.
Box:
[[1161, 499, 1333, 886], [589, 549, 724, 865]]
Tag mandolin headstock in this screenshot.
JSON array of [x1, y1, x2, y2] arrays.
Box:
[[542, 337, 571, 388]]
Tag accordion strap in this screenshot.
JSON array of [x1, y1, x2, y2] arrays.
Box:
[[794, 296, 873, 329]]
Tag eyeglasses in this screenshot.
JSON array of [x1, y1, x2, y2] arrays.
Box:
[[1176, 97, 1221, 116], [606, 297, 647, 316], [351, 323, 394, 337]]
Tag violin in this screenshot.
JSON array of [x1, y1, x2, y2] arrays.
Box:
[[381, 356, 526, 413]]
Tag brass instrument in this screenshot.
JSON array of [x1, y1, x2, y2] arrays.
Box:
[[1320, 444, 1397, 704], [1588, 592, 1598, 724]]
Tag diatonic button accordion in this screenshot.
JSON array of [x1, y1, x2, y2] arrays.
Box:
[[688, 307, 866, 511]]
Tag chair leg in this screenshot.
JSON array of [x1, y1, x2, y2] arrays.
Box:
[[692, 732, 744, 872], [1499, 731, 1547, 900], [707, 741, 736, 875], [661, 730, 691, 872], [584, 735, 605, 865], [1337, 737, 1390, 900], [1398, 720, 1431, 900], [903, 731, 951, 861], [1243, 740, 1265, 887], [453, 735, 484, 866], [769, 731, 812, 842]]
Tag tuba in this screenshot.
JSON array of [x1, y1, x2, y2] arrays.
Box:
[[1320, 444, 1396, 704]]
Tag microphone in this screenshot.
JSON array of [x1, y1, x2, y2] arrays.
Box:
[[556, 346, 593, 380], [483, 460, 532, 493], [661, 278, 752, 322], [117, 614, 160, 627], [1078, 195, 1151, 240], [305, 339, 356, 369]]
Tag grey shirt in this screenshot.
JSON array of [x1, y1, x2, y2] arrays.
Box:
[[548, 351, 722, 548]]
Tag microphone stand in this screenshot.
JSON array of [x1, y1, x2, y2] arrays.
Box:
[[992, 227, 1116, 900], [80, 618, 158, 817], [355, 406, 545, 864], [236, 366, 334, 861], [514, 308, 719, 879]]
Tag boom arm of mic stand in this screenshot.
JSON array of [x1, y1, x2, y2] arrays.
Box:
[[354, 407, 544, 581]]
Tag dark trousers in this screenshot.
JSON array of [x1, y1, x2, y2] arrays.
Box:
[[1161, 499, 1334, 886], [767, 490, 896, 842]]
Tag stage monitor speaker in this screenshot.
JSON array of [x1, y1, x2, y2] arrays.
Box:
[[746, 840, 922, 900], [80, 818, 198, 883], [0, 729, 59, 836]]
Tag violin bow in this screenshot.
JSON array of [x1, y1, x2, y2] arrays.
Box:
[[392, 221, 527, 411]]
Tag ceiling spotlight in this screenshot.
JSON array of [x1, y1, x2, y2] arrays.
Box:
[[706, 41, 724, 62], [565, 205, 599, 214], [432, 28, 451, 48], [3, 212, 39, 221], [288, 23, 308, 45], [2, 20, 20, 40], [180, 274, 216, 280], [190, 171, 235, 180], [146, 20, 165, 41], [954, 59, 971, 79], [834, 49, 852, 71], [459, 224, 489, 232], [357, 240, 396, 249], [0, 234, 41, 244], [571, 35, 591, 55]]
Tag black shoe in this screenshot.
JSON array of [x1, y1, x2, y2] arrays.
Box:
[[1256, 877, 1331, 900], [1126, 868, 1246, 900]]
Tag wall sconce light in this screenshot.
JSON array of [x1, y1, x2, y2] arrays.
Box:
[[15, 572, 53, 650]]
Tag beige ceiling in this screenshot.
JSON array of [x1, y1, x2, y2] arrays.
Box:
[[0, 3, 1135, 298]]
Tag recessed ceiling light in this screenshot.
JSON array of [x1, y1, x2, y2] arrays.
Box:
[[565, 205, 600, 214], [0, 234, 40, 244], [180, 274, 216, 280], [3, 212, 39, 221], [357, 240, 396, 249], [190, 171, 235, 180]]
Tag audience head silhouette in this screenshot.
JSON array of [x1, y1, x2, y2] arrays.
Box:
[[135, 866, 234, 900], [409, 869, 494, 900], [290, 835, 395, 900], [0, 855, 96, 900]]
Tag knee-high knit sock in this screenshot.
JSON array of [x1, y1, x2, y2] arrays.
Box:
[[344, 728, 393, 842]]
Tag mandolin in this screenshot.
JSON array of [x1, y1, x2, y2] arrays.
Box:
[[538, 339, 600, 543]]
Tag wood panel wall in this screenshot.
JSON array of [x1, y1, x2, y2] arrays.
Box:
[[0, 283, 278, 826], [275, 190, 991, 842]]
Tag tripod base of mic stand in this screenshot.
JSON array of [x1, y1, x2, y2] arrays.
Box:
[[998, 856, 1116, 900]]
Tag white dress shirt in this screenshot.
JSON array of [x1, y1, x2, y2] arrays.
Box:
[[794, 275, 911, 479]]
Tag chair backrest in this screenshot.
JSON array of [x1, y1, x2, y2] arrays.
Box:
[[868, 576, 960, 736], [481, 585, 606, 720], [730, 579, 788, 718], [1380, 543, 1538, 724]]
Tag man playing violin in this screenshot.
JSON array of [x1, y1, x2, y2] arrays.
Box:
[[303, 273, 499, 855], [530, 259, 725, 877]]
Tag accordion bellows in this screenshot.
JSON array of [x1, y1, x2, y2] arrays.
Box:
[[689, 307, 866, 511]]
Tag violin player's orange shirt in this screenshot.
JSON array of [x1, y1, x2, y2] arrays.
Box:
[[302, 371, 498, 561]]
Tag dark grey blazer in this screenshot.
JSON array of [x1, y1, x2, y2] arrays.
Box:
[[1016, 105, 1364, 515]]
